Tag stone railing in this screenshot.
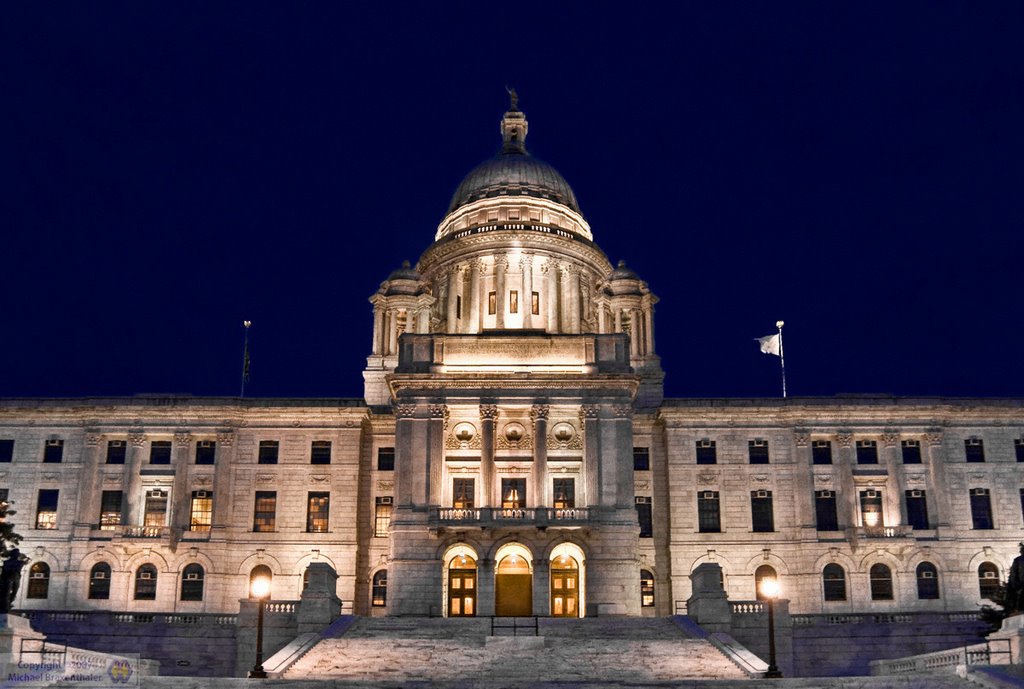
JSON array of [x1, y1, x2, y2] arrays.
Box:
[[792, 611, 981, 627], [731, 601, 765, 615], [25, 610, 238, 627], [431, 507, 592, 528], [870, 638, 1011, 675]]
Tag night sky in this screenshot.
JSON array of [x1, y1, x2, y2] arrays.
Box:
[[4, 3, 1023, 400]]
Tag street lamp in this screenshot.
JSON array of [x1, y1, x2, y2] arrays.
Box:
[[760, 578, 783, 679], [248, 575, 271, 679]]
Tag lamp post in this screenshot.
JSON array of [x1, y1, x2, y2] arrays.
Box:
[[760, 578, 783, 678], [248, 575, 271, 679]]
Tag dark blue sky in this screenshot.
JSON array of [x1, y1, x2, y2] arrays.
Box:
[[4, 3, 1023, 399]]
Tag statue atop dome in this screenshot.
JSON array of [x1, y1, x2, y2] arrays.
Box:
[[506, 85, 519, 112]]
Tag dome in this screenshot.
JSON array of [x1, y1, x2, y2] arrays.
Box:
[[387, 260, 421, 282], [609, 260, 640, 281]]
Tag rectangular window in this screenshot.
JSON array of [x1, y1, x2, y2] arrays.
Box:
[[374, 496, 393, 537], [812, 440, 832, 465], [748, 439, 769, 464], [0, 489, 7, 506], [143, 489, 168, 527], [509, 290, 519, 314], [856, 440, 878, 464], [306, 492, 330, 533], [488, 291, 497, 315], [99, 490, 123, 531], [696, 440, 717, 465], [456, 295, 462, 319], [1020, 489, 1024, 523], [531, 291, 540, 315], [377, 447, 395, 471], [150, 441, 172, 464], [965, 438, 985, 463], [633, 447, 650, 471], [310, 440, 331, 465], [901, 439, 922, 464], [636, 496, 653, 538], [1015, 439, 1024, 463], [905, 490, 929, 530], [190, 491, 213, 532], [860, 490, 883, 528], [553, 478, 575, 509], [501, 478, 526, 509], [970, 488, 994, 530], [698, 491, 721, 533], [258, 440, 279, 464], [43, 439, 64, 463], [815, 490, 839, 531], [36, 489, 59, 529], [0, 439, 12, 463], [195, 440, 216, 465], [106, 440, 126, 464], [751, 490, 774, 532], [253, 491, 277, 532], [453, 479, 475, 509]]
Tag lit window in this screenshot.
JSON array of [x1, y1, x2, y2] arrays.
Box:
[[488, 291, 497, 315], [509, 290, 519, 314], [35, 489, 58, 529], [372, 569, 387, 607], [306, 492, 330, 533], [134, 564, 157, 600], [27, 562, 50, 599], [452, 479, 474, 510], [860, 490, 883, 529], [190, 491, 213, 532], [374, 497, 392, 537], [143, 489, 168, 527], [99, 490, 123, 531], [501, 479, 526, 510], [253, 491, 277, 532], [553, 479, 575, 509], [180, 564, 204, 601], [531, 292, 540, 315], [640, 569, 655, 608]]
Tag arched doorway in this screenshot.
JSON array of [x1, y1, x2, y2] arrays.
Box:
[[494, 543, 533, 617], [448, 554, 477, 617], [550, 542, 586, 618]]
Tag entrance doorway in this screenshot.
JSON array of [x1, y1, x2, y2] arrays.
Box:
[[495, 552, 533, 616], [551, 555, 579, 617], [448, 555, 477, 616]]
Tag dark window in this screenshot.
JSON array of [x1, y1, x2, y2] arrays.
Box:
[[374, 497, 392, 537], [372, 569, 387, 607], [43, 439, 64, 463], [901, 439, 922, 464], [979, 562, 1000, 600], [249, 565, 272, 599], [1016, 439, 1024, 463], [501, 478, 526, 510], [856, 440, 878, 464], [698, 491, 721, 533], [640, 569, 655, 608], [253, 491, 277, 532], [635, 496, 652, 538], [195, 441, 216, 465], [754, 565, 777, 601], [377, 447, 395, 471], [106, 440, 126, 464], [134, 564, 157, 600], [905, 490, 929, 530], [0, 489, 7, 507], [916, 562, 939, 600], [0, 439, 13, 463], [751, 491, 774, 532], [553, 478, 575, 509], [180, 564, 204, 601], [1020, 488, 1024, 524], [509, 290, 519, 314], [310, 441, 331, 465], [696, 440, 717, 465], [748, 439, 769, 464], [150, 441, 171, 464], [531, 292, 540, 315], [190, 491, 212, 532], [258, 440, 279, 464], [860, 490, 884, 529], [822, 564, 846, 601], [812, 440, 832, 465], [36, 489, 58, 529], [633, 447, 650, 471], [815, 490, 839, 531], [970, 488, 994, 529], [870, 563, 893, 600], [488, 291, 496, 315], [27, 562, 50, 599], [99, 490, 123, 531], [456, 295, 462, 319], [965, 438, 985, 463], [452, 479, 474, 510], [89, 562, 111, 600], [306, 492, 330, 533], [143, 489, 168, 527]]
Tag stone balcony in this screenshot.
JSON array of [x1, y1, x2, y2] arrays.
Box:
[[428, 506, 593, 532]]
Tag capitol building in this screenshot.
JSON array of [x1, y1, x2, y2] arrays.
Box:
[[2, 100, 1022, 630]]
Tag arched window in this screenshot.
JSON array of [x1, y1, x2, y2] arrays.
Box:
[[870, 563, 893, 600], [754, 565, 777, 601], [27, 562, 50, 599], [249, 565, 272, 599], [134, 564, 157, 600], [640, 569, 655, 608], [978, 562, 1000, 601], [372, 569, 387, 607], [916, 562, 939, 600], [89, 562, 111, 600], [180, 564, 204, 601], [822, 563, 846, 602]]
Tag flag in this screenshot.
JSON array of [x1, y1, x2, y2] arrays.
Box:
[[757, 333, 780, 356]]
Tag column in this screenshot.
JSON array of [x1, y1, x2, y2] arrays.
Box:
[[480, 405, 498, 507], [467, 260, 481, 334], [630, 309, 642, 358], [173, 432, 192, 529], [533, 558, 551, 616], [371, 300, 384, 355], [125, 431, 146, 524], [446, 266, 461, 333], [521, 254, 533, 329], [597, 301, 607, 333], [428, 405, 446, 506], [923, 429, 951, 528], [477, 259, 488, 333], [76, 432, 103, 529], [580, 405, 600, 508], [494, 255, 507, 329], [643, 299, 655, 355], [531, 404, 549, 509], [545, 260, 559, 333], [560, 263, 574, 333], [477, 557, 496, 617], [211, 431, 235, 532], [568, 265, 582, 333], [387, 309, 399, 355], [614, 308, 622, 333]]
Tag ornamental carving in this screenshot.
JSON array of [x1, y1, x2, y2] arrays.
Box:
[[881, 430, 899, 446], [813, 474, 834, 486], [310, 474, 329, 483], [495, 466, 530, 475], [697, 473, 719, 485], [446, 422, 481, 450], [530, 404, 550, 421], [548, 422, 582, 450], [256, 474, 275, 483], [217, 431, 234, 446], [496, 423, 531, 450], [925, 428, 943, 445], [103, 474, 121, 484], [835, 431, 853, 448], [635, 480, 650, 490], [174, 432, 191, 447], [428, 404, 447, 418], [129, 432, 146, 448], [793, 430, 810, 448], [750, 474, 770, 485], [193, 475, 212, 486], [84, 432, 101, 447], [376, 480, 394, 491], [494, 254, 509, 270], [613, 405, 633, 418], [905, 473, 925, 485], [479, 405, 499, 421], [579, 405, 600, 420], [394, 404, 418, 419]]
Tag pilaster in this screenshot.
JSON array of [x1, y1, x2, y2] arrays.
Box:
[[531, 404, 549, 508], [480, 405, 498, 507]]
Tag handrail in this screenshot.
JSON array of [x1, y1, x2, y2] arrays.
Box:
[[490, 616, 539, 637]]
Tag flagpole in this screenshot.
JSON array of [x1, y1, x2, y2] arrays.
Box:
[[241, 320, 252, 397], [776, 320, 786, 398]]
